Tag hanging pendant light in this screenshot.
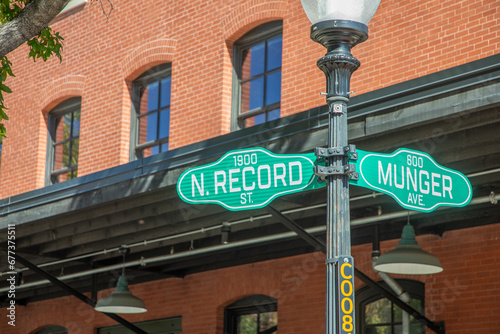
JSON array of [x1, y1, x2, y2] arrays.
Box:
[[373, 223, 443, 275], [95, 246, 147, 314]]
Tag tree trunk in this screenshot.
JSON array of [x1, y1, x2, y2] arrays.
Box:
[[0, 0, 72, 59]]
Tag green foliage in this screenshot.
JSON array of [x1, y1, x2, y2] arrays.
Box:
[[0, 0, 26, 24], [0, 0, 65, 142], [27, 27, 64, 62], [0, 56, 14, 142]]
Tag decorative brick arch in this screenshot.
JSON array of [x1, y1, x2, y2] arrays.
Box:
[[121, 38, 177, 81], [222, 0, 287, 43], [40, 75, 85, 112]]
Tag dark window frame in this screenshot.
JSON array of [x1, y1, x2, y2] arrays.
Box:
[[224, 294, 278, 334], [130, 63, 172, 160], [46, 97, 81, 185], [232, 20, 283, 130], [356, 279, 425, 334], [34, 325, 68, 334]]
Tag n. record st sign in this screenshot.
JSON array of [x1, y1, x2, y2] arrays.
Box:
[[176, 148, 322, 211]]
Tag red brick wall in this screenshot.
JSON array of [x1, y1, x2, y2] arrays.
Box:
[[1, 223, 499, 333], [1, 0, 498, 198]]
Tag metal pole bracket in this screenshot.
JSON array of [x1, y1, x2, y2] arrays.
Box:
[[314, 163, 358, 180], [315, 145, 357, 161]]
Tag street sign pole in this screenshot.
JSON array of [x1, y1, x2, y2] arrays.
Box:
[[311, 24, 366, 334], [326, 98, 350, 334]]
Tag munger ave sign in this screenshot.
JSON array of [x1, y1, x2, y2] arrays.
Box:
[[351, 148, 472, 212]]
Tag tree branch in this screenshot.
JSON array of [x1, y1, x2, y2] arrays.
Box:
[[0, 0, 71, 59]]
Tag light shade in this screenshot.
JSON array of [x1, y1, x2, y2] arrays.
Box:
[[94, 275, 147, 314], [373, 224, 443, 275], [301, 0, 381, 25]]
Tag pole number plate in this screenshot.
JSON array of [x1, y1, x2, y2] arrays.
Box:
[[338, 256, 355, 334]]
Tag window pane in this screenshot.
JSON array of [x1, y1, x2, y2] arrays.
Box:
[[267, 36, 282, 71], [147, 82, 159, 111], [393, 302, 402, 323], [243, 110, 278, 128], [72, 111, 80, 137], [71, 138, 79, 166], [159, 108, 170, 139], [138, 87, 148, 115], [410, 322, 425, 334], [53, 143, 66, 170], [138, 113, 158, 143], [254, 113, 265, 125], [265, 71, 281, 105], [240, 80, 250, 113], [241, 50, 251, 80], [249, 77, 264, 110], [394, 299, 423, 323], [268, 108, 280, 121], [64, 113, 72, 135], [54, 115, 69, 143], [249, 43, 265, 77], [62, 140, 71, 168], [161, 142, 169, 152], [259, 312, 278, 332], [160, 77, 171, 108], [410, 298, 423, 313], [237, 314, 257, 334], [241, 78, 265, 112], [151, 145, 159, 156], [365, 299, 391, 324]]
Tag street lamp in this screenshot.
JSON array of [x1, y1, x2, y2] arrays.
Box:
[[300, 1, 380, 333]]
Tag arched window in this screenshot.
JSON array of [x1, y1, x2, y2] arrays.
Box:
[[46, 97, 81, 184], [356, 279, 425, 334], [232, 21, 283, 130], [34, 325, 68, 334], [224, 295, 277, 334], [131, 63, 171, 159]]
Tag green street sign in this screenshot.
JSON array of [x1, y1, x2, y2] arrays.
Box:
[[177, 148, 323, 211], [351, 148, 472, 212]]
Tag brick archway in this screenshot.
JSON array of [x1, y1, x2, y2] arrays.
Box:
[[221, 0, 287, 43], [121, 38, 176, 82], [40, 75, 85, 113]]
